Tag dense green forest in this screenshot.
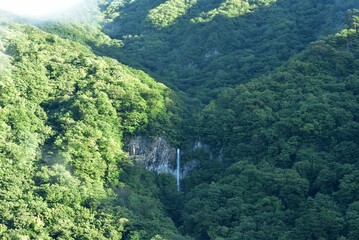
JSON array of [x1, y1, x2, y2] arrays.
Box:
[[182, 24, 359, 239], [2, 0, 359, 239], [99, 0, 359, 102], [0, 19, 187, 239]]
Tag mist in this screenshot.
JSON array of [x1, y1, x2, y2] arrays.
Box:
[[0, 0, 99, 22]]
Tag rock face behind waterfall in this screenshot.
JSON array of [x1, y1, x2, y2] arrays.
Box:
[[127, 137, 208, 178], [127, 136, 177, 174]]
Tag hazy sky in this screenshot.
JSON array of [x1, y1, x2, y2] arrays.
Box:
[[0, 0, 86, 18]]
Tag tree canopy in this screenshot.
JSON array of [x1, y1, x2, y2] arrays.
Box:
[[2, 0, 359, 239], [0, 20, 187, 239]]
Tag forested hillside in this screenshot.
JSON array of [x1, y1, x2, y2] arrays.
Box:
[[99, 0, 359, 102], [0, 19, 188, 239], [182, 21, 359, 239], [2, 0, 359, 239]]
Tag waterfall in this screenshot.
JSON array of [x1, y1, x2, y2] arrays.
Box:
[[176, 148, 180, 191], [132, 145, 136, 155]]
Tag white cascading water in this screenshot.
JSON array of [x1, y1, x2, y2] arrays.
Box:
[[176, 148, 180, 191]]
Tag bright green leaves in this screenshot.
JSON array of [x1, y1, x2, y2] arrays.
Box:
[[148, 0, 198, 28], [147, 0, 277, 27], [0, 21, 180, 239], [1, 22, 173, 184], [192, 0, 276, 23]]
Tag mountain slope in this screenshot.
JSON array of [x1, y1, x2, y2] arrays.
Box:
[[2, 1, 359, 240], [181, 20, 359, 240], [0, 20, 188, 239], [100, 0, 359, 102]]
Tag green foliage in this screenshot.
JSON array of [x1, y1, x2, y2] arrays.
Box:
[[100, 0, 359, 103], [148, 0, 198, 28], [4, 1, 359, 239], [0, 21, 186, 239], [192, 0, 276, 23], [179, 23, 359, 239]]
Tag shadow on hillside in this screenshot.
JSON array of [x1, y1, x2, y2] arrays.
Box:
[[93, 0, 359, 103]]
